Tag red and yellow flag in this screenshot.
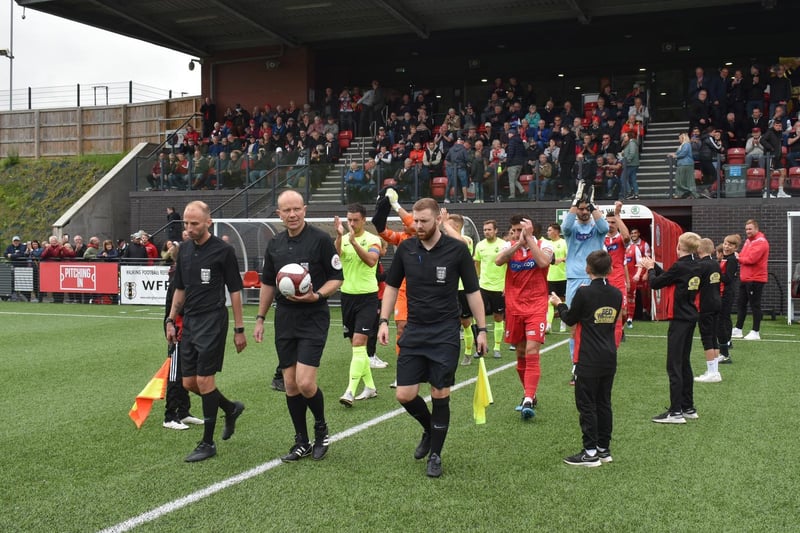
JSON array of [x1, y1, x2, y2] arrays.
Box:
[[129, 358, 170, 429], [473, 357, 494, 424]]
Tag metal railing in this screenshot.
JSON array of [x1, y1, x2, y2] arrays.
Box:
[[0, 81, 187, 111]]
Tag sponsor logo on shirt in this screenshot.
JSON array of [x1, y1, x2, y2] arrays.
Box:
[[594, 306, 618, 324]]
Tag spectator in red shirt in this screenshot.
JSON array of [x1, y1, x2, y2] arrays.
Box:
[[731, 219, 769, 341]]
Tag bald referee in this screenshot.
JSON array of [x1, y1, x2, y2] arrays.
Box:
[[166, 200, 247, 462], [378, 198, 487, 478]]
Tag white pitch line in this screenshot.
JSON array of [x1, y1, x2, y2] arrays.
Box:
[[99, 338, 571, 533]]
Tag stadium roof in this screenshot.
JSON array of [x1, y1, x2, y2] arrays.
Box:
[[18, 0, 765, 57]]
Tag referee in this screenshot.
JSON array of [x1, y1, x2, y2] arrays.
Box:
[[254, 190, 344, 462], [166, 201, 247, 462], [377, 198, 487, 478]]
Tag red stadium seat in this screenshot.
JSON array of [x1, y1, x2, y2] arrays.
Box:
[[339, 130, 353, 150], [518, 174, 533, 193], [431, 177, 448, 200], [745, 167, 765, 196], [787, 167, 800, 193], [242, 270, 261, 288], [727, 148, 745, 165], [770, 170, 782, 191]]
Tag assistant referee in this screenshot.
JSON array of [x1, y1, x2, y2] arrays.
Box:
[[378, 198, 487, 478], [166, 200, 247, 462]]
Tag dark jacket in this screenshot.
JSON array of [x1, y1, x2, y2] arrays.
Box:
[[505, 134, 527, 166], [555, 278, 622, 378], [648, 254, 700, 322], [697, 256, 721, 314]]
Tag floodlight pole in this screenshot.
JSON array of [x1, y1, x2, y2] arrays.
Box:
[[7, 0, 13, 111]]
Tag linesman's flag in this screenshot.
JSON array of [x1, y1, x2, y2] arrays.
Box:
[[473, 357, 494, 424], [129, 358, 170, 428]]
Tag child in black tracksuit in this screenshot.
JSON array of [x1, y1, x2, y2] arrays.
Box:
[[641, 232, 702, 424], [694, 238, 722, 383], [551, 250, 622, 467], [716, 235, 740, 363]]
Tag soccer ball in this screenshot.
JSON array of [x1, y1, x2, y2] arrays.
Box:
[[276, 263, 311, 297]]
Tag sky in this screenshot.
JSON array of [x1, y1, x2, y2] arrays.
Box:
[[0, 1, 201, 109]]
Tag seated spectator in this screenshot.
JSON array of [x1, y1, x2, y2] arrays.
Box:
[[593, 97, 611, 126], [621, 115, 646, 142], [393, 157, 416, 199], [461, 104, 479, 131], [171, 152, 189, 189], [443, 108, 461, 135], [560, 100, 577, 126], [148, 152, 169, 191], [184, 124, 200, 144], [544, 138, 560, 163], [190, 150, 209, 189], [628, 97, 650, 127], [786, 121, 800, 168], [721, 112, 746, 149], [286, 144, 311, 188], [374, 145, 393, 182], [597, 133, 620, 158], [249, 148, 270, 186], [372, 127, 392, 156], [532, 119, 551, 151], [540, 98, 556, 126], [600, 154, 623, 199], [529, 153, 553, 200], [746, 106, 768, 134], [323, 116, 339, 138], [744, 128, 765, 168], [344, 161, 373, 200], [525, 104, 541, 128], [308, 115, 325, 136], [224, 150, 245, 188]]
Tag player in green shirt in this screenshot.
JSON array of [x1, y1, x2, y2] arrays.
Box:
[[473, 220, 507, 358], [545, 223, 568, 332], [441, 211, 478, 365], [335, 203, 383, 406]]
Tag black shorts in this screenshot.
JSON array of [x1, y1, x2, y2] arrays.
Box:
[[397, 320, 460, 389], [458, 290, 473, 319], [180, 307, 228, 377], [341, 292, 379, 338], [548, 280, 567, 298], [698, 312, 720, 351], [480, 288, 505, 315], [274, 304, 330, 368]]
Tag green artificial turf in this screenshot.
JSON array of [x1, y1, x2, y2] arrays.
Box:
[[1, 301, 797, 532]]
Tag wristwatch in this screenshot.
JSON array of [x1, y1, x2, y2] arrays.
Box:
[[379, 318, 389, 325], [476, 327, 487, 333], [233, 327, 245, 334], [256, 314, 266, 322], [315, 291, 327, 302]]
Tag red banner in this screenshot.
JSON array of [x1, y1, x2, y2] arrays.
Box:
[[39, 262, 119, 293]]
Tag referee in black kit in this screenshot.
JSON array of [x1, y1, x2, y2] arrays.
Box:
[[254, 190, 344, 462], [377, 197, 487, 478], [166, 201, 247, 462]]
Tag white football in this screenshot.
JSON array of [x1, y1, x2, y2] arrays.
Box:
[[276, 263, 311, 297]]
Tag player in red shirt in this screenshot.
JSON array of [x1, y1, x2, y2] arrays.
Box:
[[495, 215, 554, 420], [603, 203, 630, 347], [626, 228, 651, 326]]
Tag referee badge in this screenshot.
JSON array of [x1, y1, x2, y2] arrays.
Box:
[[436, 266, 446, 284], [201, 268, 211, 284]]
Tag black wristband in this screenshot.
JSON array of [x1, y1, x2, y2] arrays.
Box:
[[233, 327, 245, 334], [165, 317, 174, 325], [315, 291, 327, 302], [477, 327, 487, 333], [256, 314, 266, 322], [379, 318, 389, 325]]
